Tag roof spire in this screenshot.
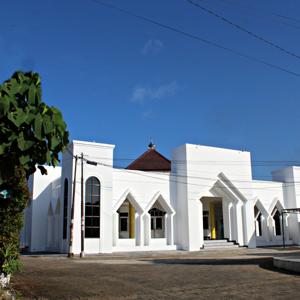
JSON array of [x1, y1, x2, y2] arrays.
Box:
[[148, 138, 155, 149]]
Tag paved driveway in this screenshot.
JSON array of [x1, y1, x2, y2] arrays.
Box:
[[13, 247, 300, 299]]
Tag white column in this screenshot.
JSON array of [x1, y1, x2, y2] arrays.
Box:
[[267, 216, 274, 241], [166, 214, 174, 245], [228, 203, 233, 241], [143, 214, 151, 246], [262, 217, 269, 242], [113, 212, 118, 247], [243, 201, 256, 248], [283, 214, 289, 242], [137, 214, 144, 246], [222, 200, 230, 240], [231, 203, 238, 242], [199, 200, 204, 249], [234, 202, 244, 246]]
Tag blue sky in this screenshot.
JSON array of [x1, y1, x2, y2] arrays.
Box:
[[0, 0, 300, 179]]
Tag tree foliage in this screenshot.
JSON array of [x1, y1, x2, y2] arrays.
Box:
[[0, 71, 69, 278], [0, 71, 69, 185], [0, 168, 28, 280]]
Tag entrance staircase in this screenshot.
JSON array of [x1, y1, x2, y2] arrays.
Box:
[[203, 239, 239, 250]]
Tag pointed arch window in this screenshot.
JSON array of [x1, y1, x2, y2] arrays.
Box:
[[85, 177, 101, 238], [149, 207, 166, 238], [63, 178, 68, 239], [272, 209, 281, 236]]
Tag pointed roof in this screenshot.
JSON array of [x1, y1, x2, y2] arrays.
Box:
[[126, 146, 171, 172]]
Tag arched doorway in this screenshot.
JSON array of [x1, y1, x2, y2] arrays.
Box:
[[201, 197, 224, 240], [117, 199, 136, 239]]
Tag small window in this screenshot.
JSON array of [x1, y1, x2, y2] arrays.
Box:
[[156, 217, 162, 230], [120, 218, 128, 231], [120, 212, 128, 217], [149, 208, 166, 217], [203, 210, 209, 230]]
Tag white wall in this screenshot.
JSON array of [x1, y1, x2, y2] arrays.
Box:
[[66, 140, 115, 254], [173, 144, 254, 250], [272, 167, 300, 244], [28, 166, 61, 252], [112, 169, 171, 213], [24, 140, 300, 253], [172, 145, 189, 250], [112, 169, 174, 249], [252, 180, 284, 209]]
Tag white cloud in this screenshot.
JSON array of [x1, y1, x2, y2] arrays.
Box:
[[141, 39, 164, 55], [131, 81, 179, 103], [142, 109, 153, 119]]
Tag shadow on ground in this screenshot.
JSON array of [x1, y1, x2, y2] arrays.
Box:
[[147, 257, 300, 276]]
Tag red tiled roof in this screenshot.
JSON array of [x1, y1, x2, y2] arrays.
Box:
[[126, 148, 171, 171]]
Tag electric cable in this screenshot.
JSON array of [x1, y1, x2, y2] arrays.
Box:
[[86, 0, 300, 78], [66, 152, 300, 190], [208, 0, 300, 30], [187, 0, 300, 60]]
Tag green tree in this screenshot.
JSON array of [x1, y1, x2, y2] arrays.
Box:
[[0, 71, 69, 284]]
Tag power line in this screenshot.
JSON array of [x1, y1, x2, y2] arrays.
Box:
[[62, 154, 300, 166], [210, 0, 300, 30], [67, 151, 300, 190], [275, 14, 300, 24], [187, 0, 300, 60], [75, 154, 300, 166], [65, 149, 300, 189], [62, 157, 290, 181], [115, 164, 300, 190], [222, 0, 300, 25], [87, 0, 300, 78], [62, 156, 300, 170]]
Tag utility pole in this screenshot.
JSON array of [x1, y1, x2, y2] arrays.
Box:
[[80, 152, 85, 257], [68, 155, 78, 257], [67, 151, 97, 258]]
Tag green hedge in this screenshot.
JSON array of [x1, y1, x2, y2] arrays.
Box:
[[0, 167, 29, 275]]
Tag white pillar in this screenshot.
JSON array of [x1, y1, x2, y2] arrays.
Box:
[[199, 200, 204, 249], [143, 214, 151, 246], [283, 214, 289, 242], [267, 216, 274, 241], [137, 214, 144, 246], [222, 200, 230, 240], [113, 212, 118, 247], [228, 203, 233, 241], [166, 214, 174, 245], [262, 217, 269, 242], [234, 202, 244, 246], [243, 201, 256, 248]]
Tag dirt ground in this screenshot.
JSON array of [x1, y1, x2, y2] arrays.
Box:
[[12, 247, 300, 299]]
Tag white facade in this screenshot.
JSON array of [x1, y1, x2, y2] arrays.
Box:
[[21, 140, 300, 254]]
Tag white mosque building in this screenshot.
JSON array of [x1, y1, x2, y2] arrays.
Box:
[[21, 140, 300, 254]]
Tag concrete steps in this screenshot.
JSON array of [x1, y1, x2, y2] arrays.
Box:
[[204, 239, 239, 250]]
